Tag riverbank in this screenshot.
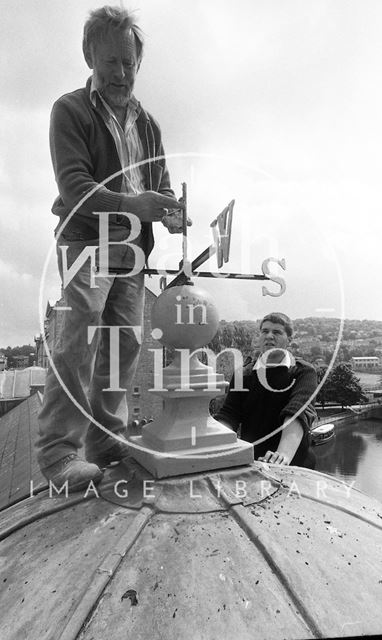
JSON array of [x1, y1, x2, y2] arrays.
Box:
[[316, 402, 382, 426]]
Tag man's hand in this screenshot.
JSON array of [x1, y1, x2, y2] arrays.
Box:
[[257, 450, 290, 465], [122, 191, 184, 223], [161, 208, 193, 234]]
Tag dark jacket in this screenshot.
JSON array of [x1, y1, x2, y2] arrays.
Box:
[[215, 357, 317, 468], [49, 78, 174, 258]]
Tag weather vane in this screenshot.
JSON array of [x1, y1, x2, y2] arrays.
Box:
[[142, 182, 278, 292]]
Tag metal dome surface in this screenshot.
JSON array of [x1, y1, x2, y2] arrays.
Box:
[[0, 458, 382, 640]]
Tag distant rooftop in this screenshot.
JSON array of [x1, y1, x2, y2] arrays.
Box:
[[0, 366, 46, 400], [0, 393, 46, 509]]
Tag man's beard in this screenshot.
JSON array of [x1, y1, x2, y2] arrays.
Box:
[[109, 93, 130, 107], [101, 86, 131, 108]]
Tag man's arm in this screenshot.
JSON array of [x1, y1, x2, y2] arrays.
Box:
[[257, 363, 317, 465], [279, 364, 317, 432], [257, 417, 303, 465], [50, 98, 181, 222]]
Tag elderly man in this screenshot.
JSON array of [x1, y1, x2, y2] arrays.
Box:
[[37, 6, 185, 489], [215, 313, 317, 468]]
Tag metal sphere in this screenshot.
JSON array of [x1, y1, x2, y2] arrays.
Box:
[[151, 284, 219, 348]]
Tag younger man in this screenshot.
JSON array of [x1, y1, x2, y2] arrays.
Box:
[[215, 313, 317, 468]]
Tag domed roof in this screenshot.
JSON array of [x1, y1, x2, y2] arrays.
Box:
[[1, 458, 382, 639]]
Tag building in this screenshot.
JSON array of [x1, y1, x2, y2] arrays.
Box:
[[12, 355, 30, 369], [34, 287, 163, 426], [35, 298, 66, 368], [0, 393, 46, 507], [0, 366, 46, 417], [351, 356, 381, 371]]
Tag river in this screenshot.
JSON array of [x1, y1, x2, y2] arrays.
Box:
[[314, 417, 382, 503]]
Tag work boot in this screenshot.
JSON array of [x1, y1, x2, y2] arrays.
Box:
[[41, 453, 103, 492], [86, 434, 130, 468]]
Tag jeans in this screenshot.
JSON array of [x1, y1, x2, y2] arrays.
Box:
[[36, 232, 145, 468]]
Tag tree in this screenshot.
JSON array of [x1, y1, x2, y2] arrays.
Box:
[[311, 345, 323, 358], [0, 344, 36, 369], [203, 320, 257, 384], [319, 363, 368, 409], [316, 366, 330, 409]]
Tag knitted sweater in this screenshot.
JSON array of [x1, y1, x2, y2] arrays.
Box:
[[215, 358, 317, 467], [49, 78, 174, 257]]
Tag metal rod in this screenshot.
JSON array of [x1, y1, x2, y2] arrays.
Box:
[[182, 182, 187, 265], [141, 268, 269, 281], [189, 245, 216, 271], [104, 267, 268, 280], [174, 244, 216, 287]]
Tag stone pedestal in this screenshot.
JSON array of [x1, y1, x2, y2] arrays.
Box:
[[129, 352, 253, 478]]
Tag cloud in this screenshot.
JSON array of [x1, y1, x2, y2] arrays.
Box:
[[151, 153, 382, 320], [0, 259, 39, 345], [1, 0, 382, 346]]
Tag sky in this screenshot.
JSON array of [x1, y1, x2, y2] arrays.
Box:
[[1, 0, 382, 346]]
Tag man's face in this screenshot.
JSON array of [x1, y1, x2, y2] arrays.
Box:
[[258, 320, 290, 354], [87, 27, 139, 109]]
